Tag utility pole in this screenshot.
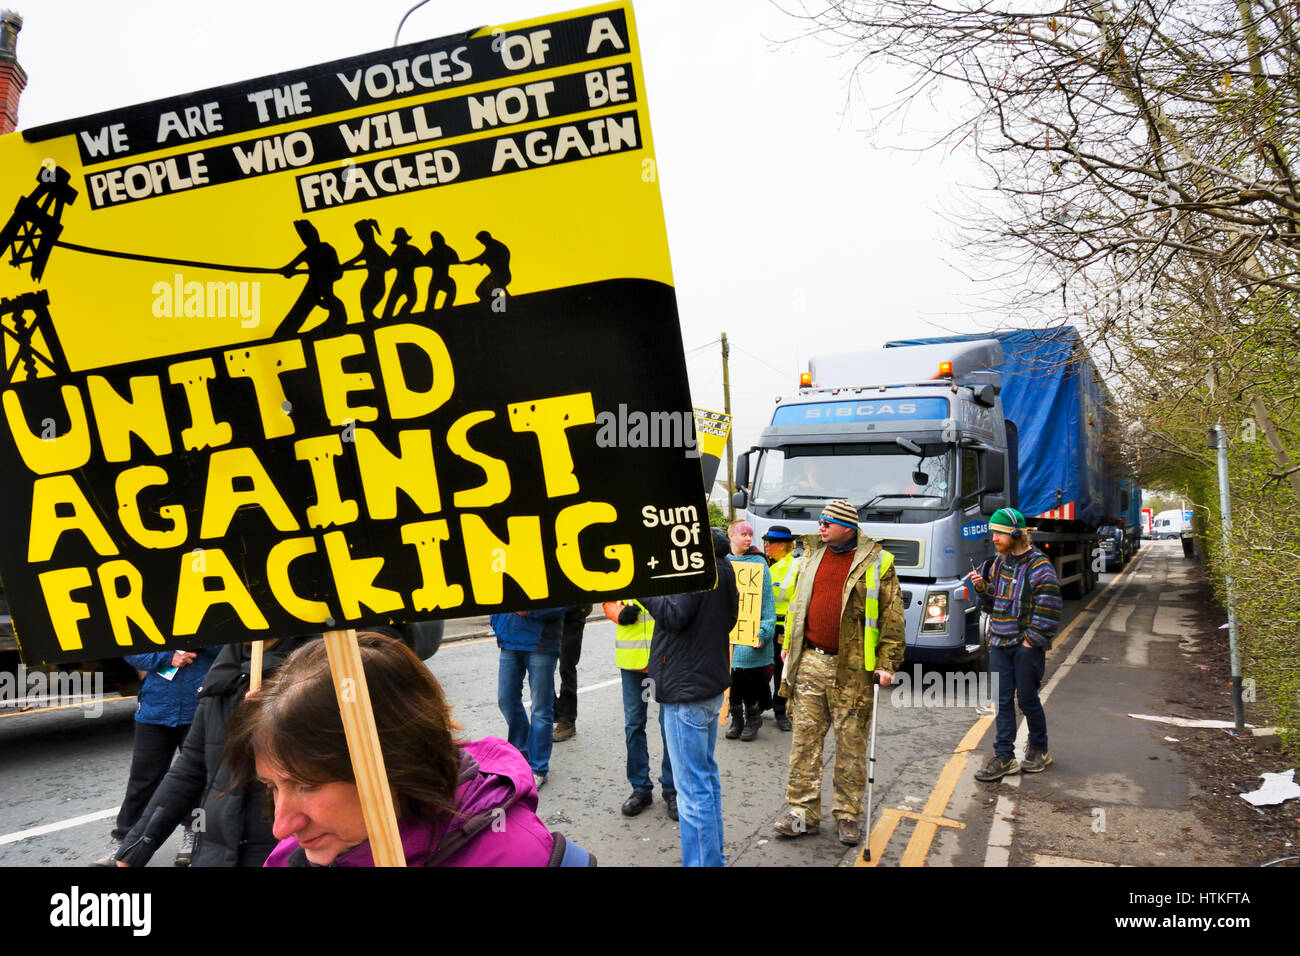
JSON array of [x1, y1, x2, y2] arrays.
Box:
[[721, 331, 734, 520], [1208, 424, 1245, 732]]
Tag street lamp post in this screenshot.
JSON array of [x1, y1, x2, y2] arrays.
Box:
[[1208, 424, 1245, 732]]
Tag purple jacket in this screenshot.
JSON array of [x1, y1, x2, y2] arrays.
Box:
[[263, 736, 554, 867]]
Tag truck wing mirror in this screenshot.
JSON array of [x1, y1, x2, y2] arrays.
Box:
[[732, 490, 749, 510], [980, 493, 1006, 516], [736, 446, 762, 492], [980, 449, 1005, 493]]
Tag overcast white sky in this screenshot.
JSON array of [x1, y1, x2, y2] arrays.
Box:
[[11, 0, 997, 474]]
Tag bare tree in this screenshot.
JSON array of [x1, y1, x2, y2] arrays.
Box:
[[790, 0, 1300, 746]]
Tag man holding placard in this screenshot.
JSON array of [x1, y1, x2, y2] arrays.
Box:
[[774, 499, 904, 847]]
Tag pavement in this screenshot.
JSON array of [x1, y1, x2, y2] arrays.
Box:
[[441, 613, 499, 643], [925, 538, 1255, 868]]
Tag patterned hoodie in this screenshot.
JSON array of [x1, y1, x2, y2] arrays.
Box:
[[976, 547, 1062, 649]]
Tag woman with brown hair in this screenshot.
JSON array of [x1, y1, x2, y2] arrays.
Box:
[[226, 632, 557, 867]]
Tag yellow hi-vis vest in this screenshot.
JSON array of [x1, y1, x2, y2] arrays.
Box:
[[614, 600, 655, 671], [863, 550, 895, 672], [770, 553, 799, 621]]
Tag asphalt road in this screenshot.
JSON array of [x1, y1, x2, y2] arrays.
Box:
[[0, 590, 1098, 867]]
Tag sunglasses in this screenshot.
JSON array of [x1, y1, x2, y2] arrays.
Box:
[[818, 519, 832, 527]]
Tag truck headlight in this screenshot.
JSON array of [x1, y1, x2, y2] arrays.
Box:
[[921, 592, 949, 633]]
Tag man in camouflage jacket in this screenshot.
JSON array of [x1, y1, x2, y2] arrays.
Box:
[[775, 497, 905, 846]]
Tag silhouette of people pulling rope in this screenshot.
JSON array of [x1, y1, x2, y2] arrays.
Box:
[[342, 219, 387, 322], [281, 221, 511, 328], [381, 227, 424, 320], [464, 230, 512, 304], [0, 164, 524, 356], [425, 231, 459, 310], [280, 220, 346, 335]]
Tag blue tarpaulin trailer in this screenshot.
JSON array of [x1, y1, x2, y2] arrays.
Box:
[[884, 328, 1127, 528]]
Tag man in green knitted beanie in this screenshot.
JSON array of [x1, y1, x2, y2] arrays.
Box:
[[969, 507, 1062, 781]]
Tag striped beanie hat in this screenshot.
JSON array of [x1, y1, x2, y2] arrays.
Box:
[[820, 498, 860, 531], [989, 507, 1027, 535]]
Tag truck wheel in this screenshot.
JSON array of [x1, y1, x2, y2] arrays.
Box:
[[969, 612, 991, 673]]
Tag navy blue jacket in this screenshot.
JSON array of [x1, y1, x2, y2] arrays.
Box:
[[491, 607, 568, 654], [124, 646, 219, 727], [640, 530, 739, 704]]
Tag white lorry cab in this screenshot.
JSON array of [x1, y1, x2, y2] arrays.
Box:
[[1151, 509, 1191, 539]]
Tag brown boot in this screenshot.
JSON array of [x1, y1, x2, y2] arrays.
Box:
[[773, 807, 819, 837], [553, 720, 575, 742], [836, 818, 862, 846]]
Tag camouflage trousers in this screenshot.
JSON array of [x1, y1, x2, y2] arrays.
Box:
[[784, 651, 872, 825]]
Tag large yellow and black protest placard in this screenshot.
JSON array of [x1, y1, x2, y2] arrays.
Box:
[[0, 2, 714, 666]]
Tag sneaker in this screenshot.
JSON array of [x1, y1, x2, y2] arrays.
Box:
[[553, 720, 576, 742], [1021, 748, 1053, 773], [664, 792, 678, 822], [90, 837, 122, 867], [974, 754, 1020, 782], [620, 790, 652, 817], [836, 818, 863, 846], [174, 829, 196, 867], [772, 808, 819, 838], [533, 772, 547, 791], [776, 715, 793, 732]]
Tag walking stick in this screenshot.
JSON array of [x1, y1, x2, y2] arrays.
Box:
[[862, 673, 881, 863]]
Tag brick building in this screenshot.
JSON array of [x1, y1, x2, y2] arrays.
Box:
[[0, 10, 25, 134]]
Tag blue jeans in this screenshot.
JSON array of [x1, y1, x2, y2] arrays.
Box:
[[620, 669, 674, 796], [498, 649, 558, 776], [660, 694, 724, 867], [990, 642, 1048, 760]]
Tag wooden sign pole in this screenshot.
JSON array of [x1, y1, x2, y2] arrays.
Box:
[[248, 640, 264, 693], [322, 628, 406, 867]]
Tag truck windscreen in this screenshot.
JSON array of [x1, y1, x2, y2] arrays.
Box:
[[751, 443, 954, 517]]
